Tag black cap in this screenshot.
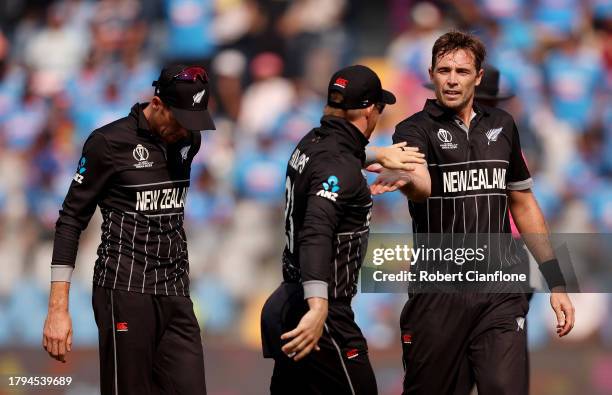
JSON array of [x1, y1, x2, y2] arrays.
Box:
[[153, 64, 216, 131], [472, 65, 514, 101], [327, 65, 396, 110]]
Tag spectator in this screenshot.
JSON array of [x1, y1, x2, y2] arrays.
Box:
[[163, 0, 217, 64], [23, 3, 88, 96]]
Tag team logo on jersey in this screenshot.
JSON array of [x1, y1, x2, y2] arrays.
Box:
[[73, 156, 87, 184], [133, 144, 154, 168], [180, 145, 190, 162], [437, 128, 457, 150], [485, 127, 503, 145], [193, 89, 206, 106], [316, 175, 340, 202], [116, 322, 128, 332], [402, 333, 413, 344]]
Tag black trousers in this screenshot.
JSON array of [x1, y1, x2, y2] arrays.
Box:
[[92, 286, 207, 395], [262, 282, 377, 395], [400, 293, 530, 395]]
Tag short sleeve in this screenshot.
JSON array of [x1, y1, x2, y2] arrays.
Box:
[[393, 120, 430, 162], [506, 122, 533, 190]]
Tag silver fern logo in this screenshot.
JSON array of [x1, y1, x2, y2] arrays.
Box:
[[192, 89, 206, 106], [485, 127, 503, 145], [180, 145, 190, 161]]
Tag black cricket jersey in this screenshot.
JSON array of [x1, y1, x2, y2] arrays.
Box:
[[281, 116, 373, 301], [51, 103, 201, 296], [393, 99, 532, 270]]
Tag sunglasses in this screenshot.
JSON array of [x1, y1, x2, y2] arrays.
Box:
[[375, 103, 386, 114], [172, 66, 208, 83]]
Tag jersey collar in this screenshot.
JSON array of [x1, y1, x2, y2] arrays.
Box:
[[131, 103, 152, 133], [423, 98, 489, 119], [131, 102, 166, 143]]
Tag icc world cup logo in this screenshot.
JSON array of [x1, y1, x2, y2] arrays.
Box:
[[437, 129, 453, 143], [133, 144, 149, 162]]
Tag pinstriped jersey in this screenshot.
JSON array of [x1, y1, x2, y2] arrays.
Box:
[[52, 103, 200, 296], [393, 99, 532, 270], [282, 116, 372, 300]]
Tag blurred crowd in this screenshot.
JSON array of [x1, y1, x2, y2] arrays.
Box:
[[0, 0, 611, 379]]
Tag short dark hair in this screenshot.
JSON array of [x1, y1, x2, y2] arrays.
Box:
[[431, 31, 486, 72], [329, 91, 344, 105]]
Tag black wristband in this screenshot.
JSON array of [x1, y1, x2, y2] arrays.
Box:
[[538, 259, 566, 290]]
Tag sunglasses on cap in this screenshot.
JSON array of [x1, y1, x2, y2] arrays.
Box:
[[172, 66, 209, 83]]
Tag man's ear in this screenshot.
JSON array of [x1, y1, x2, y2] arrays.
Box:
[[151, 96, 163, 109], [475, 68, 484, 86], [365, 104, 375, 117]]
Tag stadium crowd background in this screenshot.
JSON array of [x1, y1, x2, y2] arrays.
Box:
[[0, 0, 610, 394]]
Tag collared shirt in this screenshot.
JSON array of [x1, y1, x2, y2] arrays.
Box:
[[51, 103, 201, 296], [282, 116, 372, 301], [393, 99, 532, 270]]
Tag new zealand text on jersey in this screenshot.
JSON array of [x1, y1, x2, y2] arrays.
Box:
[[443, 168, 506, 193], [135, 187, 188, 211]]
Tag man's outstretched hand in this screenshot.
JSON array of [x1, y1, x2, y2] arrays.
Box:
[[370, 168, 415, 195], [370, 142, 425, 171]]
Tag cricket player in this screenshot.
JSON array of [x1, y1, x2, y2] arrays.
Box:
[[261, 65, 429, 395], [42, 65, 214, 395], [373, 31, 575, 394]]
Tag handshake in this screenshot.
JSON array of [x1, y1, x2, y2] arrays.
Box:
[[366, 142, 431, 200]]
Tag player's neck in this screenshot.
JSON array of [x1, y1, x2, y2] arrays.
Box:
[[143, 103, 155, 130], [350, 118, 372, 140], [142, 103, 164, 141], [456, 99, 475, 128]]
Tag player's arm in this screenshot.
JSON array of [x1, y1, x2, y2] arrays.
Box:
[[370, 121, 431, 200], [281, 159, 353, 361], [43, 132, 115, 362], [506, 121, 574, 337], [281, 193, 336, 361], [508, 189, 574, 337], [365, 142, 426, 171], [371, 164, 431, 201]]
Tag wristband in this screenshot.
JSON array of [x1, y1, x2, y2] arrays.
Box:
[[51, 265, 74, 282], [364, 147, 377, 166], [302, 280, 328, 300], [538, 259, 566, 290]]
